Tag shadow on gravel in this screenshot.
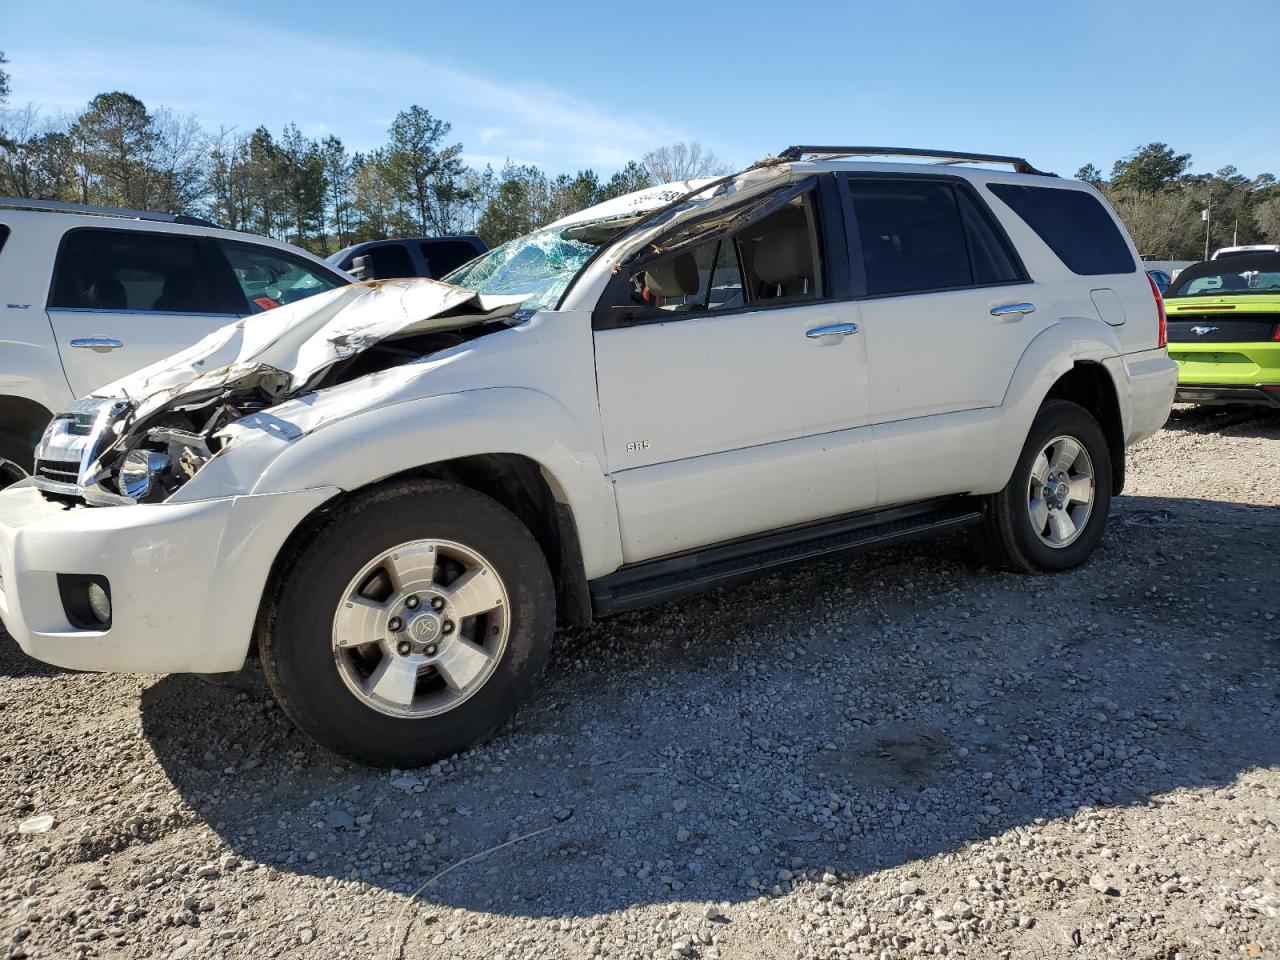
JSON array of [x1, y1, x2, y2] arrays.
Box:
[[140, 494, 1280, 927], [1162, 403, 1280, 438], [0, 634, 69, 679]]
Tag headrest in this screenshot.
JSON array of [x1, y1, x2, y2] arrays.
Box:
[[644, 253, 699, 298], [753, 226, 811, 284]]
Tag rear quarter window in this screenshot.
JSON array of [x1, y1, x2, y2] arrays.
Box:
[[987, 183, 1136, 276], [0, 224, 9, 254]]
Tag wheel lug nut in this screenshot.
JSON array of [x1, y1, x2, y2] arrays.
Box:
[[424, 643, 438, 656], [431, 597, 445, 611], [388, 617, 403, 632], [442, 620, 454, 635], [396, 640, 412, 655], [405, 596, 419, 609]]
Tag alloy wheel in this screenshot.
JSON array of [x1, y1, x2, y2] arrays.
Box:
[[1026, 435, 1095, 548], [331, 539, 509, 718]]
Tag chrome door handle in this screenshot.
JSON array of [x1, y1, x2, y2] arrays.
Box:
[[990, 302, 1036, 318], [805, 322, 859, 339], [70, 337, 124, 352]]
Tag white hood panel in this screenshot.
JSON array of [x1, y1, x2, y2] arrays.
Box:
[[101, 277, 528, 415]]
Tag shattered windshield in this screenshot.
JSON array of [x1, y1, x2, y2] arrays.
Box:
[[443, 226, 604, 315]]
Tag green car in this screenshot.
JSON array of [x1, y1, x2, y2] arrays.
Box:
[[1164, 253, 1280, 408]]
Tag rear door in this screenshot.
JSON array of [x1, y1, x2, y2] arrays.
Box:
[[840, 175, 1047, 424], [46, 227, 239, 396]]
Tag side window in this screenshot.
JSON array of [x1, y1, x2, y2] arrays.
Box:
[[846, 179, 972, 295], [421, 239, 481, 277], [366, 243, 416, 279], [956, 189, 1023, 284], [0, 224, 9, 257], [624, 191, 822, 316], [48, 229, 222, 312], [986, 183, 1136, 276], [218, 242, 346, 313]]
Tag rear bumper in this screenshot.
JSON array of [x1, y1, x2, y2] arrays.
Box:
[[0, 483, 336, 673], [1106, 347, 1178, 446], [1175, 383, 1280, 408], [1168, 340, 1280, 387]]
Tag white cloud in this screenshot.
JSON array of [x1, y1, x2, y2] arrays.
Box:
[[5, 0, 684, 174]]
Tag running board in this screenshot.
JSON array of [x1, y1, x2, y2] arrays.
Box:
[[589, 497, 984, 617]]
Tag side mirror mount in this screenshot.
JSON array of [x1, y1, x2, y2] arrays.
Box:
[[350, 255, 373, 281]]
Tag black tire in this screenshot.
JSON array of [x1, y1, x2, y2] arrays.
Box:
[[260, 479, 555, 767], [0, 430, 35, 490], [974, 399, 1113, 574]]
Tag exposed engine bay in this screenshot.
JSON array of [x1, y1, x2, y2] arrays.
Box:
[[32, 279, 528, 506]]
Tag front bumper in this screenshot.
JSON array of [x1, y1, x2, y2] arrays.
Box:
[[0, 483, 336, 673]]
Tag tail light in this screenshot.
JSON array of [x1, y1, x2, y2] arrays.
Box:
[[1273, 323, 1280, 342], [1148, 273, 1167, 347]]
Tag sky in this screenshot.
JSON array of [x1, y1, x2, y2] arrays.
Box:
[[3, 0, 1278, 181]]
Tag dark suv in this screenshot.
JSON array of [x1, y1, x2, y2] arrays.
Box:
[[327, 236, 488, 281]]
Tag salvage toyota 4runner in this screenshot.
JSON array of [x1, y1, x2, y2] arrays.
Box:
[[0, 147, 1176, 767]]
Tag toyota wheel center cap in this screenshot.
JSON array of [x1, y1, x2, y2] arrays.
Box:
[[408, 613, 442, 644]]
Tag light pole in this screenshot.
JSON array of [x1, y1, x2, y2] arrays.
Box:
[[1202, 202, 1211, 261]]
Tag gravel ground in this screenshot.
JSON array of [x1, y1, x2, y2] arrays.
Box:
[[1, 403, 1278, 960]]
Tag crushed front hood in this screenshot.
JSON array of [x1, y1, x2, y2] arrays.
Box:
[[103, 277, 528, 416], [33, 278, 527, 503]]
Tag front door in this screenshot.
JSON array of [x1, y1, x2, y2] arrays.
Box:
[[592, 183, 877, 563]]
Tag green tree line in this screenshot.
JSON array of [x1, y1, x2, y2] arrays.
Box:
[[0, 56, 729, 255], [6, 50, 1274, 263], [1078, 143, 1280, 260]]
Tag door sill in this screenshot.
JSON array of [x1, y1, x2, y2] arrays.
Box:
[[589, 496, 984, 617]]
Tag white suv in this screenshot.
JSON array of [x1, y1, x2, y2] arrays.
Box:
[[0, 199, 351, 482], [0, 147, 1177, 767]]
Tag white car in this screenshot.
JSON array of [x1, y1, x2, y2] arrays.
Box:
[[1211, 244, 1280, 260], [0, 147, 1177, 767], [0, 199, 351, 483]]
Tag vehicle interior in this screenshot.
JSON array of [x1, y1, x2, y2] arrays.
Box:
[[628, 192, 823, 315]]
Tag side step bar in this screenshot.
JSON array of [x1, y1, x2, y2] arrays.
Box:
[[589, 497, 985, 617]]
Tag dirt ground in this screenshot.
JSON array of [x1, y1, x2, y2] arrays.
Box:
[[1, 403, 1277, 960]]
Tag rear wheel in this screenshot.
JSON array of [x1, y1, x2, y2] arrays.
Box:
[[975, 399, 1112, 573], [261, 479, 555, 767]]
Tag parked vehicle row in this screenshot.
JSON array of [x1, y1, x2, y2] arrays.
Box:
[[0, 199, 353, 482], [0, 146, 1177, 766]]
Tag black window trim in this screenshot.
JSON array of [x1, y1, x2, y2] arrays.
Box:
[[591, 174, 851, 331], [837, 171, 1033, 302], [46, 225, 238, 315], [210, 237, 351, 314]]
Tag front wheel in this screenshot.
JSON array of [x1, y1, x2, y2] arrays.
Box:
[[975, 399, 1113, 574], [261, 479, 556, 767], [0, 430, 35, 490]]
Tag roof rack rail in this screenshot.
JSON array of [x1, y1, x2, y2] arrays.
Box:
[[0, 197, 222, 228], [776, 146, 1056, 177]]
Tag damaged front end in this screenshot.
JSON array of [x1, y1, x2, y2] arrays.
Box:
[[32, 278, 532, 506], [34, 365, 294, 505]]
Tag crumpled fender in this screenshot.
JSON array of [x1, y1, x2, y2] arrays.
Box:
[[243, 387, 623, 578]]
